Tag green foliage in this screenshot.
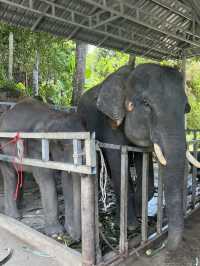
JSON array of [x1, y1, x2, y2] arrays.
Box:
[[85, 47, 129, 89], [0, 22, 75, 106]]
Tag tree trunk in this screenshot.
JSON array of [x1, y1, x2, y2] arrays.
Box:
[[128, 54, 136, 68], [8, 32, 14, 80], [32, 50, 40, 96], [72, 41, 87, 106]]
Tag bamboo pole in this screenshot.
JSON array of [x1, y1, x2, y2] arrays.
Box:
[[8, 32, 14, 80]]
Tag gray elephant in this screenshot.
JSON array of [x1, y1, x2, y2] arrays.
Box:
[[78, 63, 194, 251], [0, 97, 83, 240]]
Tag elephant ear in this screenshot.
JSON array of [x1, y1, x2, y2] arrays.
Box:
[[96, 76, 125, 125]]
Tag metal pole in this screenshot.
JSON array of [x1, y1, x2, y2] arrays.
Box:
[[182, 53, 189, 214]]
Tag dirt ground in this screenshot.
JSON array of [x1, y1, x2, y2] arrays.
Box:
[[120, 208, 200, 266]]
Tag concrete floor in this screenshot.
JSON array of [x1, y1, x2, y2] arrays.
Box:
[[0, 227, 61, 266]]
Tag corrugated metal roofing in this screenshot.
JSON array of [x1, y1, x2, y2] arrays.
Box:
[[0, 0, 200, 60]]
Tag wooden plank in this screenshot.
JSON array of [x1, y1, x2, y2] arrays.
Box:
[[96, 141, 152, 153], [141, 153, 149, 243], [42, 139, 49, 161], [0, 132, 90, 140], [119, 146, 128, 255], [85, 133, 96, 170], [94, 157, 102, 264], [73, 139, 82, 165], [81, 174, 96, 266], [0, 154, 93, 174], [156, 163, 163, 234], [0, 214, 82, 266]]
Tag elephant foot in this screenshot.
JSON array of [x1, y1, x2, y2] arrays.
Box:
[[127, 217, 139, 231], [64, 223, 81, 242], [5, 208, 21, 220], [44, 223, 64, 238], [166, 230, 183, 251], [127, 222, 140, 231]]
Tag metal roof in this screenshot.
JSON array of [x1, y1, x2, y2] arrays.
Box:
[[0, 0, 200, 60]]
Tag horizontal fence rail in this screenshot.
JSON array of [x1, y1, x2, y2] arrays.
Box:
[[0, 131, 96, 175]]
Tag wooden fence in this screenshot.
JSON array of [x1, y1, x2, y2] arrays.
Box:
[[0, 131, 97, 266], [0, 130, 199, 266]]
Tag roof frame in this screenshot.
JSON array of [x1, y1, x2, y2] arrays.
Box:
[[0, 0, 181, 59], [83, 0, 200, 48], [0, 0, 200, 60]]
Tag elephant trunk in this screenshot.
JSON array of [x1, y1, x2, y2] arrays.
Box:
[[159, 132, 186, 251]]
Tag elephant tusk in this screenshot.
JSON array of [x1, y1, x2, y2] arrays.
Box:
[[186, 150, 200, 168], [116, 119, 122, 126], [154, 143, 167, 166]]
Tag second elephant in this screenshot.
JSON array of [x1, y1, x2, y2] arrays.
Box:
[[0, 97, 83, 240]]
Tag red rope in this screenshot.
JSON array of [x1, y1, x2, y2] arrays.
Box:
[[0, 133, 24, 200]]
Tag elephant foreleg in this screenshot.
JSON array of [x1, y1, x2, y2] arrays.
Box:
[[61, 172, 81, 241], [1, 162, 20, 219], [32, 167, 63, 236]]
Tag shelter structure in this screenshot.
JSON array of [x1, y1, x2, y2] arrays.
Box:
[[1, 1, 200, 266], [0, 0, 200, 61]]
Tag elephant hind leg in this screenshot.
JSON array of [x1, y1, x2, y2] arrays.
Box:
[[0, 162, 21, 219], [32, 167, 64, 236]]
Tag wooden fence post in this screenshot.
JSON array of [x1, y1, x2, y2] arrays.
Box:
[[81, 174, 95, 266], [157, 163, 163, 234], [119, 146, 128, 255], [82, 134, 96, 266], [141, 152, 149, 243]]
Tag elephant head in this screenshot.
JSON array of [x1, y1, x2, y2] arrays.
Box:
[[97, 63, 192, 250]]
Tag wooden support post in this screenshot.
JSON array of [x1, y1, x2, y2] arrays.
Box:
[[157, 163, 163, 234], [81, 174, 95, 266], [192, 132, 197, 208], [42, 139, 49, 161], [8, 32, 14, 80], [141, 153, 149, 243], [119, 146, 128, 255], [81, 133, 96, 266]]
